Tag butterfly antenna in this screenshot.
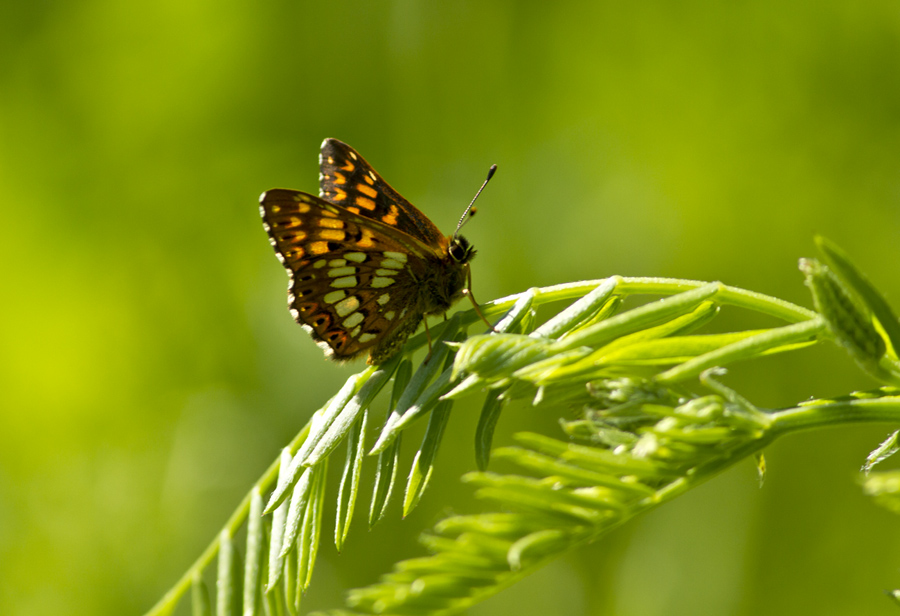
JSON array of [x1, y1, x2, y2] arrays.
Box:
[[454, 164, 497, 238]]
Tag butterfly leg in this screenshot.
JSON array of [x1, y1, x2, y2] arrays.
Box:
[[464, 267, 496, 332]]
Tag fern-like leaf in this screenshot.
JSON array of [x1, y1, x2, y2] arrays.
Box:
[[144, 239, 900, 616]]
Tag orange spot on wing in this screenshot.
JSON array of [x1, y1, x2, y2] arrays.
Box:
[[356, 183, 378, 198], [341, 161, 355, 172], [333, 172, 346, 185], [319, 229, 345, 241], [357, 229, 376, 248], [364, 174, 375, 185], [356, 196, 376, 210], [347, 206, 360, 214], [291, 199, 311, 213], [308, 241, 329, 254], [332, 188, 347, 201], [318, 217, 344, 229], [381, 204, 400, 226]]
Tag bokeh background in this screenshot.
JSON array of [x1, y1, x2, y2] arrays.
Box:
[[3, 2, 900, 615]]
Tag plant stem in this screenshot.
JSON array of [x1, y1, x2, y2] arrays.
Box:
[[407, 277, 817, 353], [598, 394, 900, 546], [769, 397, 900, 436]]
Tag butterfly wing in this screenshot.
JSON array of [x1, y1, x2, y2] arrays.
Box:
[[260, 189, 436, 361], [319, 138, 448, 249]]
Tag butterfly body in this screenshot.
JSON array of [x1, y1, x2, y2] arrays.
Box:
[[260, 139, 478, 365]]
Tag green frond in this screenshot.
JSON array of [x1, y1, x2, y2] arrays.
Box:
[[144, 240, 900, 616]]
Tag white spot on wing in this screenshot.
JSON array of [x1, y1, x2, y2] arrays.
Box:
[[383, 251, 407, 263], [335, 296, 361, 317], [343, 312, 364, 328], [380, 259, 404, 270], [329, 266, 357, 277], [324, 290, 346, 304], [331, 276, 358, 288]]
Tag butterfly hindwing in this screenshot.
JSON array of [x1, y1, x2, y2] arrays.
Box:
[[319, 138, 448, 252], [260, 139, 484, 364], [260, 189, 432, 360]]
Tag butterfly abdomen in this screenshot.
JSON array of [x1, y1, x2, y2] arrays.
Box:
[[368, 312, 424, 365], [366, 254, 470, 364]]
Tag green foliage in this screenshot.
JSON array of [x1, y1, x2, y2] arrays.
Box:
[[145, 240, 900, 616], [7, 4, 900, 613], [801, 236, 900, 385]]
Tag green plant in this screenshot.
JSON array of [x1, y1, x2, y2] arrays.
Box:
[[144, 237, 900, 616]]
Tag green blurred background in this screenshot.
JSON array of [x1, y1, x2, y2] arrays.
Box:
[[3, 1, 900, 615]]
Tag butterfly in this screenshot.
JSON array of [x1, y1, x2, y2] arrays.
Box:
[[259, 138, 495, 365]]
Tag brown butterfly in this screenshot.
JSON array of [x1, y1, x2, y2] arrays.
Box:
[[259, 138, 495, 364]]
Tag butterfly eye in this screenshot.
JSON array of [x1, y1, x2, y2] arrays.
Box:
[[449, 236, 474, 263]]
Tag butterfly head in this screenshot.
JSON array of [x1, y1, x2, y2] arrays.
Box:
[[448, 234, 476, 264]]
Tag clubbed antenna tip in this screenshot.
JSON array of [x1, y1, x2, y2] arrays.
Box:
[[454, 164, 498, 237]]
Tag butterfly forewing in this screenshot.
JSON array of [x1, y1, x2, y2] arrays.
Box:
[[260, 138, 481, 364], [260, 189, 433, 360], [319, 138, 447, 252]]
